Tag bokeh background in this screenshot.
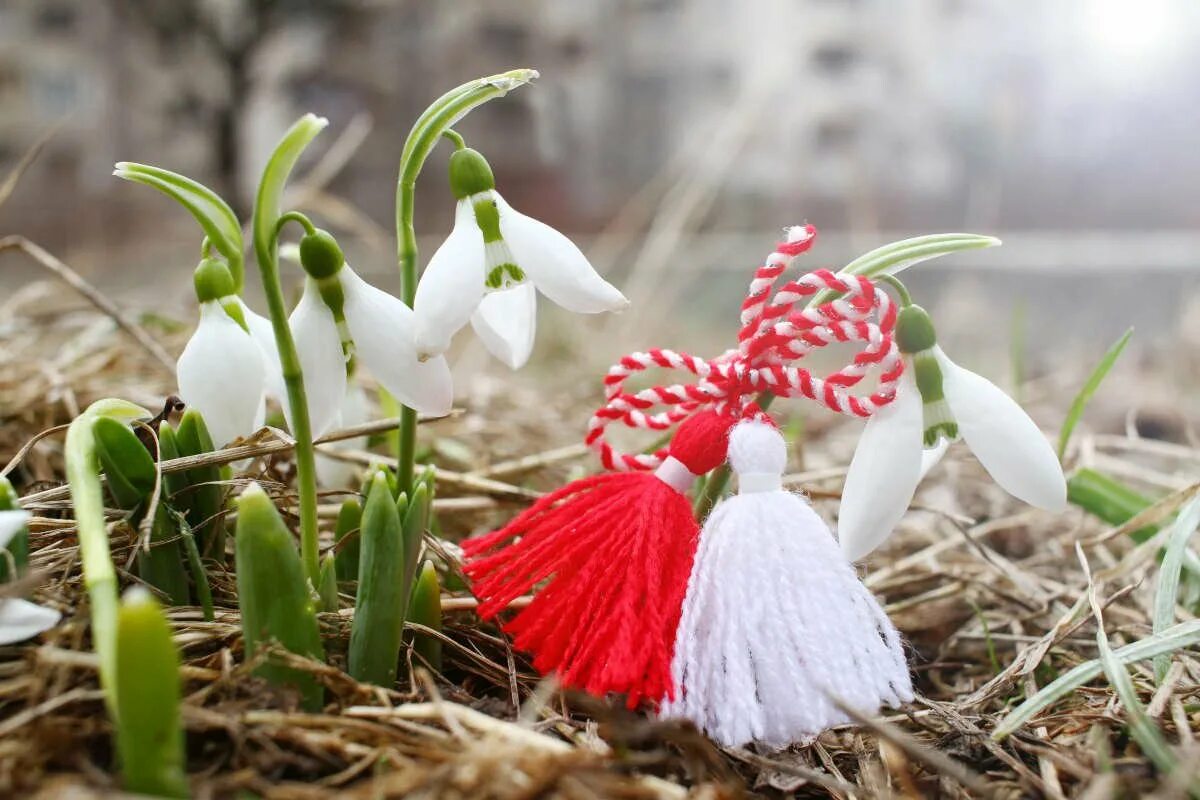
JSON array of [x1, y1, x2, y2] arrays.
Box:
[[1, 0, 1198, 421]]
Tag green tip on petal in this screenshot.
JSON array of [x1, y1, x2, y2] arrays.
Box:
[[299, 229, 345, 280], [449, 148, 496, 199], [193, 258, 237, 303]]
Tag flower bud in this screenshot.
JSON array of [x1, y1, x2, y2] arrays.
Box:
[[192, 258, 237, 303], [448, 147, 495, 199], [299, 228, 345, 280], [895, 305, 938, 355]]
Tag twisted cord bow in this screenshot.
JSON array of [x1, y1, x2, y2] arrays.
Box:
[[586, 226, 904, 472]]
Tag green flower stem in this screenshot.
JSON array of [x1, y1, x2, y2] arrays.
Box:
[[253, 114, 329, 586], [65, 398, 151, 712], [393, 69, 538, 496]]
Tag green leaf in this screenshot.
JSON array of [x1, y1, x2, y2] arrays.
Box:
[[234, 484, 324, 710], [1057, 327, 1134, 460], [136, 506, 191, 607], [348, 472, 406, 687], [175, 410, 225, 560], [115, 588, 188, 798], [993, 619, 1200, 740], [252, 113, 327, 271], [1153, 497, 1200, 682], [114, 162, 244, 290], [93, 416, 156, 515], [407, 560, 443, 672], [333, 498, 362, 584], [318, 552, 338, 613], [401, 482, 431, 611], [810, 233, 1001, 307]]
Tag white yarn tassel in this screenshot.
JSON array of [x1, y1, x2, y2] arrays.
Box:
[[661, 419, 913, 748]]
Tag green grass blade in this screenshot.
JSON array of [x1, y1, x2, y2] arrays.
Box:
[[333, 498, 362, 584], [993, 619, 1200, 740], [1095, 628, 1179, 776], [1153, 497, 1200, 682], [1057, 327, 1133, 460], [408, 560, 443, 672]]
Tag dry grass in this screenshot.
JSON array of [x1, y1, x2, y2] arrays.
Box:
[[1, 265, 1199, 799]]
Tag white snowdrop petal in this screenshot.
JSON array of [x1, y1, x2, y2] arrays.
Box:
[[288, 280, 347, 439], [177, 302, 267, 447], [316, 382, 369, 488], [495, 193, 628, 314], [341, 267, 454, 416], [470, 283, 537, 370], [0, 510, 30, 550], [919, 438, 950, 479], [237, 298, 286, 402], [837, 372, 925, 561], [0, 598, 61, 645], [937, 349, 1068, 511], [413, 198, 486, 359]]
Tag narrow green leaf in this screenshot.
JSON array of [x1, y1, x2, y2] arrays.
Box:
[[136, 506, 191, 606], [115, 588, 188, 798], [1095, 627, 1179, 776], [65, 398, 152, 712], [993, 619, 1200, 740], [1068, 468, 1160, 543], [408, 560, 443, 672], [401, 482, 431, 615], [1057, 327, 1134, 460], [177, 513, 214, 622], [234, 484, 324, 710], [333, 498, 362, 584], [1153, 498, 1200, 682], [175, 410, 225, 560], [348, 472, 405, 687], [318, 552, 338, 613], [252, 113, 327, 270], [810, 233, 1001, 306], [114, 162, 243, 289]]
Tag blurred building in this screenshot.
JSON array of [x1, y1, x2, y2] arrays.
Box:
[[1, 0, 1199, 256]]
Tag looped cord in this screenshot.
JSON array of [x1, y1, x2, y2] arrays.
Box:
[[585, 226, 904, 472]]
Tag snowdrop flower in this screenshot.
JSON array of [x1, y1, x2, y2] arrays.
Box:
[[839, 304, 1067, 561], [177, 259, 280, 447], [413, 147, 628, 369], [0, 510, 61, 645], [289, 229, 453, 437]]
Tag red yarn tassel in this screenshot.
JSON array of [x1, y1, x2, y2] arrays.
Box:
[[463, 410, 735, 707]]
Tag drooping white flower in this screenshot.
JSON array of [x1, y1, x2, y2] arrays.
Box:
[[176, 259, 273, 447], [289, 230, 453, 437], [413, 147, 627, 369], [838, 305, 1067, 562], [0, 510, 60, 645]]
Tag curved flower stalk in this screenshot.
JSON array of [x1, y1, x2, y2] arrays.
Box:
[[414, 146, 628, 369], [177, 258, 282, 446], [288, 228, 452, 438], [838, 303, 1067, 561], [0, 510, 60, 645]]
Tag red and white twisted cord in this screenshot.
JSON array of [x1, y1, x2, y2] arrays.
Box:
[[586, 229, 903, 472]]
